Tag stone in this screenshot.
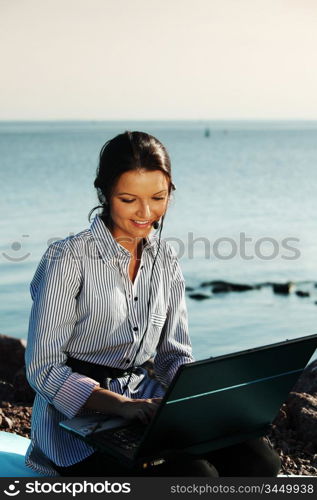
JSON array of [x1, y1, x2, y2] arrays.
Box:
[[201, 280, 255, 292], [200, 280, 234, 288], [0, 380, 14, 403], [227, 283, 254, 292], [3, 416, 13, 429], [272, 282, 293, 295], [200, 280, 218, 287], [291, 360, 317, 394], [188, 293, 211, 300], [212, 284, 232, 293], [213, 283, 255, 293], [12, 367, 35, 405], [286, 392, 317, 445], [295, 290, 310, 298], [0, 334, 26, 383]]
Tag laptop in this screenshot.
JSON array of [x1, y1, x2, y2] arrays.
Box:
[[60, 333, 317, 469]]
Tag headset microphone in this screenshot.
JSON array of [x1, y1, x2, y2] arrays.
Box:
[[122, 215, 164, 395]]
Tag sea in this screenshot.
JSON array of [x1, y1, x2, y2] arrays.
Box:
[[1, 120, 317, 361]]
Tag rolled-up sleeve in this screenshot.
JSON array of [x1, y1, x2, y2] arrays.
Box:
[[154, 264, 194, 387], [25, 240, 99, 418]]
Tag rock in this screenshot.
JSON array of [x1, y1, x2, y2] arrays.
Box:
[[303, 443, 314, 454], [0, 334, 35, 405], [272, 282, 293, 295], [185, 286, 195, 292], [0, 334, 26, 383], [212, 285, 232, 293], [228, 283, 255, 292], [201, 280, 255, 291], [213, 283, 254, 293], [200, 280, 219, 288], [295, 290, 310, 297], [200, 280, 234, 288], [0, 380, 14, 403], [0, 405, 33, 439], [291, 360, 317, 394], [286, 392, 317, 445], [1, 401, 12, 409], [12, 367, 35, 405], [2, 416, 13, 429], [188, 293, 211, 301], [268, 361, 317, 475]]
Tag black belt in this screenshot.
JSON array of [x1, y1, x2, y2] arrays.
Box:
[[66, 356, 139, 389]]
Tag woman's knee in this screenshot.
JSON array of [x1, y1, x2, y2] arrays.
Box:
[[205, 437, 281, 477], [250, 438, 281, 477], [243, 437, 281, 476]]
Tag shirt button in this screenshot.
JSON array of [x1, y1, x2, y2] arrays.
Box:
[[133, 327, 138, 331], [140, 265, 144, 270], [134, 297, 138, 301]]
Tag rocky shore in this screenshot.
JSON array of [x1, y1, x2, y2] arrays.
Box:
[[186, 279, 317, 303], [1, 334, 316, 475]]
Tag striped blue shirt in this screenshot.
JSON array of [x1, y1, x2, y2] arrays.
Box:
[[25, 215, 194, 476]]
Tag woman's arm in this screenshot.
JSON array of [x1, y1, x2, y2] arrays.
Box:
[[25, 240, 99, 419]]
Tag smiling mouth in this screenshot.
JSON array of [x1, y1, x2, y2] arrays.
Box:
[[131, 220, 151, 226]]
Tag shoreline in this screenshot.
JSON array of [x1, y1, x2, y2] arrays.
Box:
[[0, 334, 316, 476]]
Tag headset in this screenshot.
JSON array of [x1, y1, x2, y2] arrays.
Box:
[[122, 216, 164, 394]]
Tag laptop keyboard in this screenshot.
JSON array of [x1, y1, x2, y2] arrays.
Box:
[[96, 423, 145, 451]]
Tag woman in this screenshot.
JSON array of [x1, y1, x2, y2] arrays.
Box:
[[25, 131, 280, 477]]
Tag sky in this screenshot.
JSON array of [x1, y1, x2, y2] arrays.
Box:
[[1, 0, 317, 120]]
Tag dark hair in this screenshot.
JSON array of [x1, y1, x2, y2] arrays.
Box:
[[88, 131, 175, 225]]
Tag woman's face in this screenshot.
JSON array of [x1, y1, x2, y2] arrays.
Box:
[[110, 169, 169, 245]]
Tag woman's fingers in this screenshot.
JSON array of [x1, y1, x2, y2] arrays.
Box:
[[121, 397, 162, 423], [136, 408, 148, 424], [135, 400, 159, 423]]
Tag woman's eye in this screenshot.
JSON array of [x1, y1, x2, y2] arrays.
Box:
[[121, 198, 135, 203], [120, 197, 166, 203]]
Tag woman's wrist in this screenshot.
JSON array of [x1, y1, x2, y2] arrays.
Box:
[[84, 386, 130, 416]]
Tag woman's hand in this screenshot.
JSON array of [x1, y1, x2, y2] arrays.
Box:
[[84, 387, 162, 424], [118, 397, 162, 424]]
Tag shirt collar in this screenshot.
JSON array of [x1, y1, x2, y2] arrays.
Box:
[[90, 215, 158, 263]]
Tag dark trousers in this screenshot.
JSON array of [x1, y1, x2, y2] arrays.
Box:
[[54, 437, 280, 477]]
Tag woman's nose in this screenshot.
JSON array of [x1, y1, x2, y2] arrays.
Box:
[[136, 202, 152, 219]]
